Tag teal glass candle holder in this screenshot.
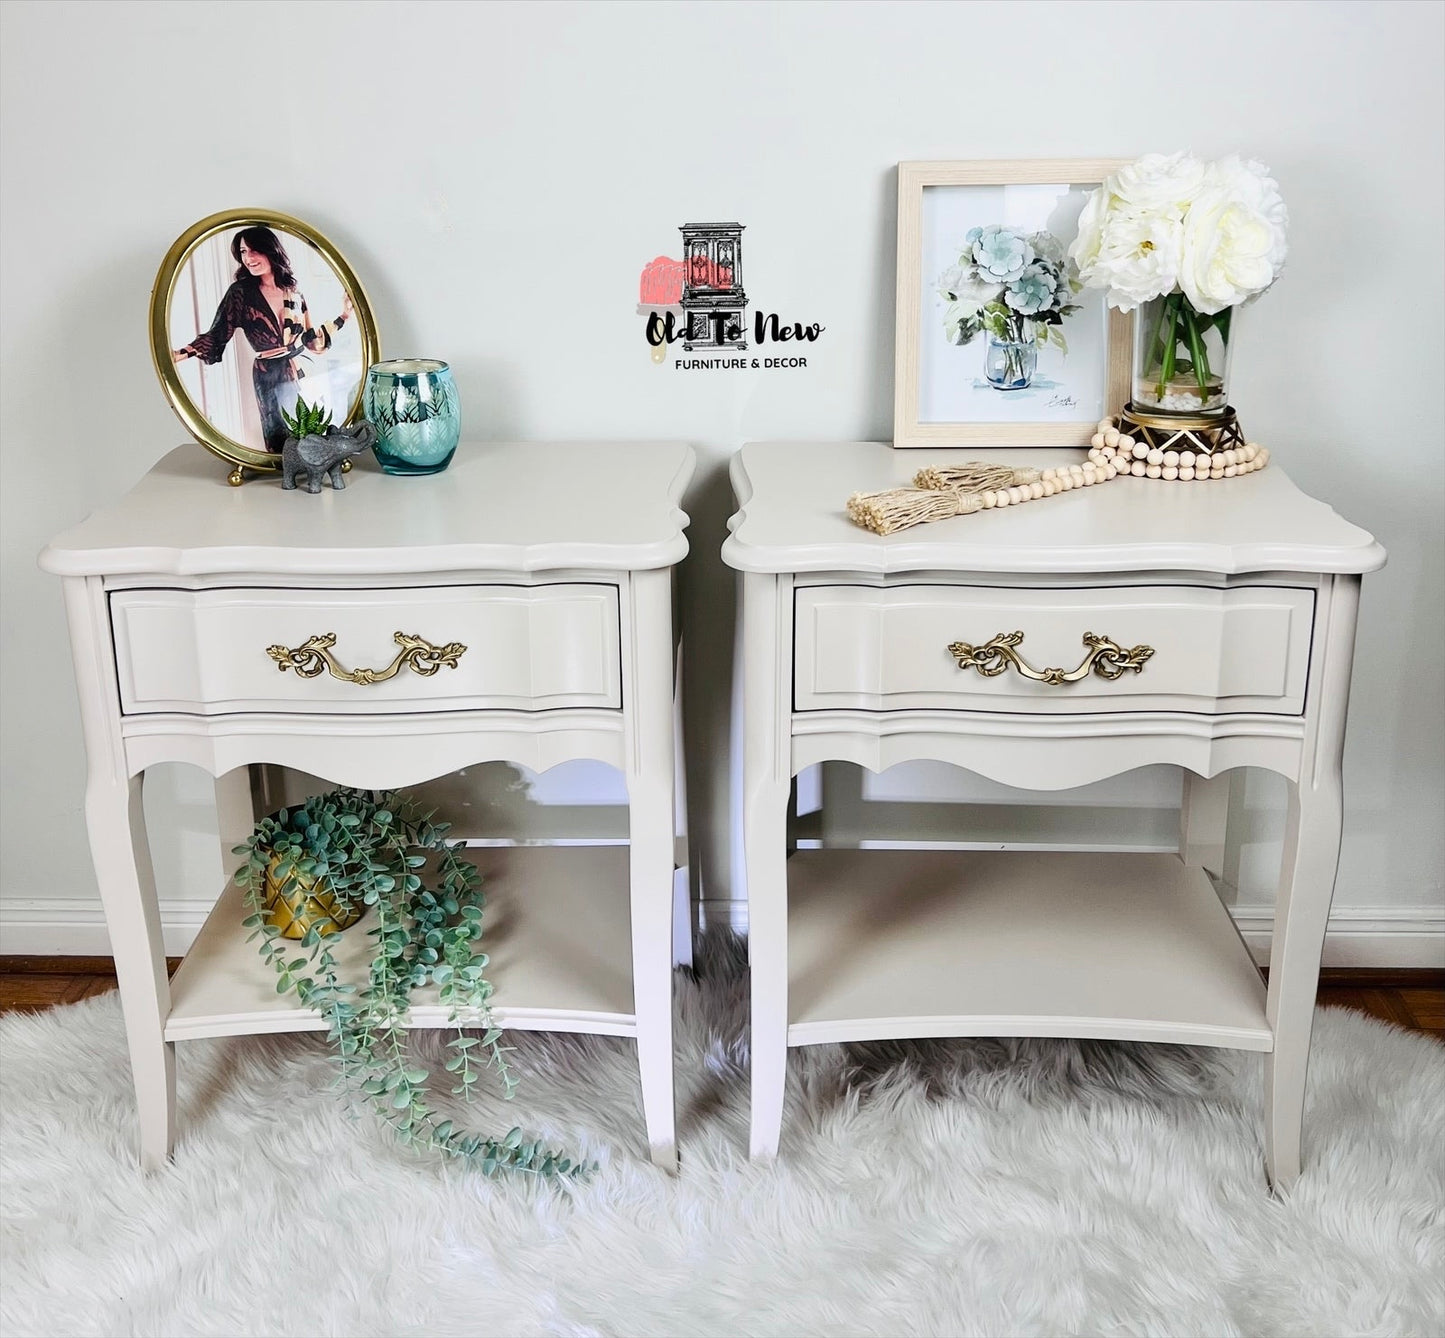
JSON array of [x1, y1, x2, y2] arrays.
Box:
[[364, 359, 461, 476]]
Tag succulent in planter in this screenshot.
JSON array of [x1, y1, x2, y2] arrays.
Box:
[[278, 395, 375, 494], [233, 786, 581, 1178]]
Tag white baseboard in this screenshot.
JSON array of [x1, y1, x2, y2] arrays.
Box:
[[1230, 904, 1445, 969], [4, 895, 1442, 972], [0, 897, 214, 957]]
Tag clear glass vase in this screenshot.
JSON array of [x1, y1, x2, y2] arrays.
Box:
[[1132, 294, 1234, 415], [984, 318, 1037, 391]]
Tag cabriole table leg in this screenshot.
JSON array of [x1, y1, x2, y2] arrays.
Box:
[[740, 570, 793, 1160], [626, 568, 679, 1171], [1264, 573, 1357, 1190], [85, 772, 176, 1169]]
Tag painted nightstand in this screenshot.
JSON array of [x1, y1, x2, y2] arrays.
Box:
[[41, 441, 694, 1172], [723, 440, 1384, 1188]]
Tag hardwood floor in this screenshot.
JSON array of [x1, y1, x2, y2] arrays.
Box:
[[0, 957, 1441, 1040]]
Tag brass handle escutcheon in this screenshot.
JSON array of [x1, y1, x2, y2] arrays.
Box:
[[266, 631, 467, 685], [947, 631, 1154, 685]]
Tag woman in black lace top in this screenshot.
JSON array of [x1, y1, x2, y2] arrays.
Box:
[[172, 226, 353, 453]]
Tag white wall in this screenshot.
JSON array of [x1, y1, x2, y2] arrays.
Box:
[[2, 0, 1441, 963]]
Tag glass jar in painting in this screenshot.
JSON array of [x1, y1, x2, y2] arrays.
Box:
[[984, 317, 1037, 391]]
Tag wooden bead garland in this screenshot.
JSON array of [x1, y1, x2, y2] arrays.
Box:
[[847, 460, 1115, 535], [844, 421, 1272, 535], [1087, 415, 1270, 482]]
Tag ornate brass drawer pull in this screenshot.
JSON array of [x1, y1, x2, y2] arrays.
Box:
[[266, 632, 467, 685], [947, 631, 1154, 685]]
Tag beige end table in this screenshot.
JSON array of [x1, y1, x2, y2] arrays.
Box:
[[723, 440, 1384, 1188], [41, 441, 694, 1172]]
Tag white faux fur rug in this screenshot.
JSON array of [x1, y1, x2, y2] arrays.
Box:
[[2, 939, 1442, 1338]]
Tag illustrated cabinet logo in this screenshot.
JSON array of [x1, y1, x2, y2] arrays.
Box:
[[639, 222, 824, 370]]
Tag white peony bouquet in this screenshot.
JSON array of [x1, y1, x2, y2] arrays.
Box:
[[1070, 152, 1288, 412]]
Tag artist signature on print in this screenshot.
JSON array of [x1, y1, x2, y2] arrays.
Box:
[[1047, 392, 1079, 409]]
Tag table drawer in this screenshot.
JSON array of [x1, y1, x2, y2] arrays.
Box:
[[794, 584, 1314, 715], [111, 584, 621, 715]]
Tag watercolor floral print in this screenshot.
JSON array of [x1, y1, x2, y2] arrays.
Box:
[[938, 225, 1082, 391]]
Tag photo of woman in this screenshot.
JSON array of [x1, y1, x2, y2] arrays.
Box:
[[154, 211, 377, 471], [172, 227, 353, 453]]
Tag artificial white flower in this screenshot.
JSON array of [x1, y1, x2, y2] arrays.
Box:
[[1174, 158, 1286, 313], [1199, 155, 1289, 275], [1070, 151, 1287, 314], [1081, 208, 1184, 311], [1108, 151, 1207, 217], [1178, 184, 1279, 313], [1068, 187, 1114, 278]]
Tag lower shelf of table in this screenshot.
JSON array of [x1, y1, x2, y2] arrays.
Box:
[[166, 845, 637, 1042], [785, 849, 1272, 1051]]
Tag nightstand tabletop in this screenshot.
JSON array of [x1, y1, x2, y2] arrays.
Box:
[[41, 441, 695, 577], [722, 441, 1383, 576]]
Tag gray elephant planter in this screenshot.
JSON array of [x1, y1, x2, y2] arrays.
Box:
[[281, 423, 376, 493]]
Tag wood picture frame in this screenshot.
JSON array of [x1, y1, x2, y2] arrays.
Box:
[[893, 159, 1132, 449], [150, 208, 380, 478]]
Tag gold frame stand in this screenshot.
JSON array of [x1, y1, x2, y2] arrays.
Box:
[[1117, 404, 1247, 459]]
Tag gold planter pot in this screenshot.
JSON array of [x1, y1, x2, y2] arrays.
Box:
[[263, 854, 364, 940]]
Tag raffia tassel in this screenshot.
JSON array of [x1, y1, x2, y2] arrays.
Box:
[[846, 487, 984, 536], [914, 463, 1042, 493]]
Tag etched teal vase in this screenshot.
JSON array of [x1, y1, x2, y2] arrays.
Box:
[[364, 359, 461, 476]]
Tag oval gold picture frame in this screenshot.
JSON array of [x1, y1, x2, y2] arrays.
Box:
[[149, 208, 380, 479]]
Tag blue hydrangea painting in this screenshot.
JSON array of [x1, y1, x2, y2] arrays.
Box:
[[912, 178, 1113, 435], [938, 225, 1082, 391]]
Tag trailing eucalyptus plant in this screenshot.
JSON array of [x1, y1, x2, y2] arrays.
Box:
[[234, 786, 581, 1178]]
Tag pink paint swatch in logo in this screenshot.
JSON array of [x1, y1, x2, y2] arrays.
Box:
[[639, 257, 685, 305], [640, 255, 736, 304]]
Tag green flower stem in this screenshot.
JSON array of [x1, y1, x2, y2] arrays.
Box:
[[1182, 302, 1211, 401], [1157, 294, 1181, 401], [1147, 300, 1172, 375]]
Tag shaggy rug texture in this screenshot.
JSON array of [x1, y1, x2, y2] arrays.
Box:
[[1, 938, 1442, 1338]]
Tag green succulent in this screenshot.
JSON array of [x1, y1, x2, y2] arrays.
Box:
[[279, 396, 334, 440], [234, 786, 583, 1179]]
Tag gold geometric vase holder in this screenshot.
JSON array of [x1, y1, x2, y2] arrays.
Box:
[[1116, 404, 1247, 460]]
